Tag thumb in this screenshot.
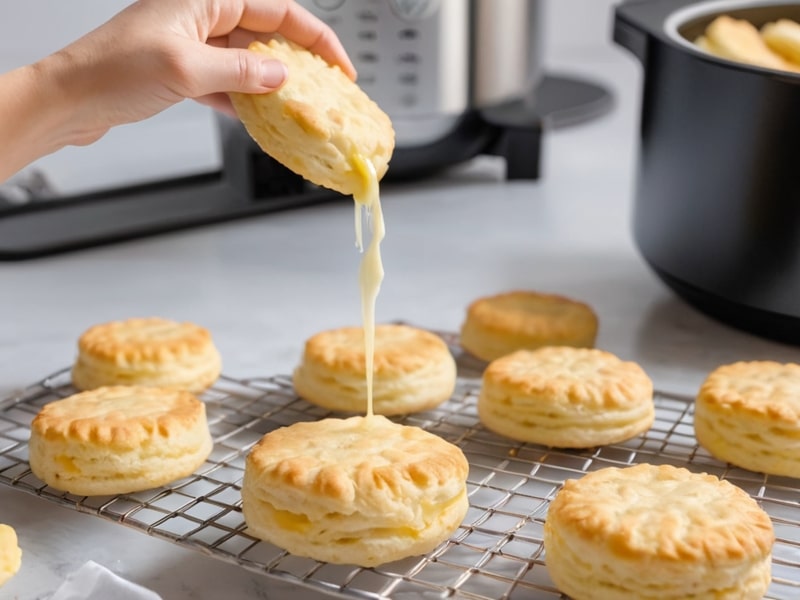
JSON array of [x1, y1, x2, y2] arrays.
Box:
[[181, 44, 287, 97]]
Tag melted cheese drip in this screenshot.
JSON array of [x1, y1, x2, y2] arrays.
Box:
[[351, 154, 384, 418]]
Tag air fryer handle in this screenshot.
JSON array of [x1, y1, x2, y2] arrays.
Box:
[[613, 12, 649, 64]]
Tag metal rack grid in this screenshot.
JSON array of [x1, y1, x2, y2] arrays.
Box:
[[1, 363, 800, 599]]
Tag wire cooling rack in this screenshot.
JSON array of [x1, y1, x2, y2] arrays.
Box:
[[2, 355, 800, 599]]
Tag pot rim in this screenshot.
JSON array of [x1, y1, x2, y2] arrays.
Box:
[[664, 0, 800, 48]]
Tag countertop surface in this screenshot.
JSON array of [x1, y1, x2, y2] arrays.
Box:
[[2, 44, 799, 599]]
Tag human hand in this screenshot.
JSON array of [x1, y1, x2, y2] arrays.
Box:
[[41, 0, 356, 146]]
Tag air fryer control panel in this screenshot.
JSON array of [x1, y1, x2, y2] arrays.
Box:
[[297, 0, 470, 146]]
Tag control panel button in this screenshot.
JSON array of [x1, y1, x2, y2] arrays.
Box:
[[356, 9, 379, 22], [357, 51, 379, 63], [397, 28, 419, 40], [388, 0, 440, 22], [312, 0, 346, 10], [397, 52, 420, 64]]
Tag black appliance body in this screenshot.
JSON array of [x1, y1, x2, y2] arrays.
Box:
[[615, 0, 800, 345]]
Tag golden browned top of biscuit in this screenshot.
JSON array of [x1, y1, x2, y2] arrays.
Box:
[[230, 38, 395, 196], [697, 360, 800, 422], [78, 317, 214, 366], [483, 347, 652, 408], [301, 324, 452, 376], [247, 415, 468, 508], [549, 464, 774, 563], [31, 386, 206, 450], [465, 291, 597, 337]]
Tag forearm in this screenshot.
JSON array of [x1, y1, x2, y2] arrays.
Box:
[[0, 57, 81, 183]]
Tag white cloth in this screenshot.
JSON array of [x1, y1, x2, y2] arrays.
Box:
[[51, 561, 162, 600]]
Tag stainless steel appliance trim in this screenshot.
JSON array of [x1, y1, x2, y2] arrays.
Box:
[[473, 0, 543, 107]]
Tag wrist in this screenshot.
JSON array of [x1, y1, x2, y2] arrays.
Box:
[[0, 56, 88, 182]]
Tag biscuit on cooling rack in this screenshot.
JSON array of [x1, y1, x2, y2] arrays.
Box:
[[0, 524, 21, 587], [478, 347, 653, 448], [543, 464, 774, 600], [459, 290, 598, 362], [698, 15, 797, 72], [242, 415, 469, 567], [293, 324, 456, 415], [29, 386, 213, 496], [71, 317, 221, 393], [695, 360, 800, 477], [230, 38, 395, 197]]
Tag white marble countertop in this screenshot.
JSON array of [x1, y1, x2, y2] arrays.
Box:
[[2, 42, 799, 599]]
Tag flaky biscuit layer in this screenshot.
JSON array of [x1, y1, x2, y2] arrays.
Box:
[[543, 464, 774, 600], [71, 317, 221, 393], [459, 290, 598, 362], [242, 415, 469, 566], [478, 347, 653, 447], [29, 386, 213, 495], [293, 324, 456, 415], [0, 524, 21, 588], [230, 38, 394, 197], [695, 361, 800, 477]]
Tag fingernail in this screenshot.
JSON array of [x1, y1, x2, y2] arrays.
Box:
[[261, 60, 287, 89]]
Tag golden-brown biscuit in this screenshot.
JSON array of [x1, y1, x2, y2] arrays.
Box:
[[0, 524, 21, 588], [699, 15, 798, 72], [459, 290, 598, 362], [71, 317, 221, 393], [478, 347, 654, 447], [230, 38, 395, 197], [761, 19, 800, 65], [29, 386, 213, 495], [293, 324, 456, 415], [695, 360, 800, 477], [543, 464, 774, 600], [242, 415, 469, 567]]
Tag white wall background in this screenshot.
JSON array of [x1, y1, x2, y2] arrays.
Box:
[[0, 0, 626, 193]]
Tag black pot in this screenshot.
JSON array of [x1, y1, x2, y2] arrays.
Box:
[[614, 0, 800, 345]]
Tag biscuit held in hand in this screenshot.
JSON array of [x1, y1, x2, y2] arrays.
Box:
[[230, 39, 395, 196]]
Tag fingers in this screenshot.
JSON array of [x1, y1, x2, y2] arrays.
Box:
[[178, 42, 288, 97], [235, 0, 356, 80], [195, 93, 238, 117]]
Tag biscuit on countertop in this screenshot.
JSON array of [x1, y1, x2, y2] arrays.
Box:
[[459, 290, 598, 362], [0, 524, 21, 588]]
